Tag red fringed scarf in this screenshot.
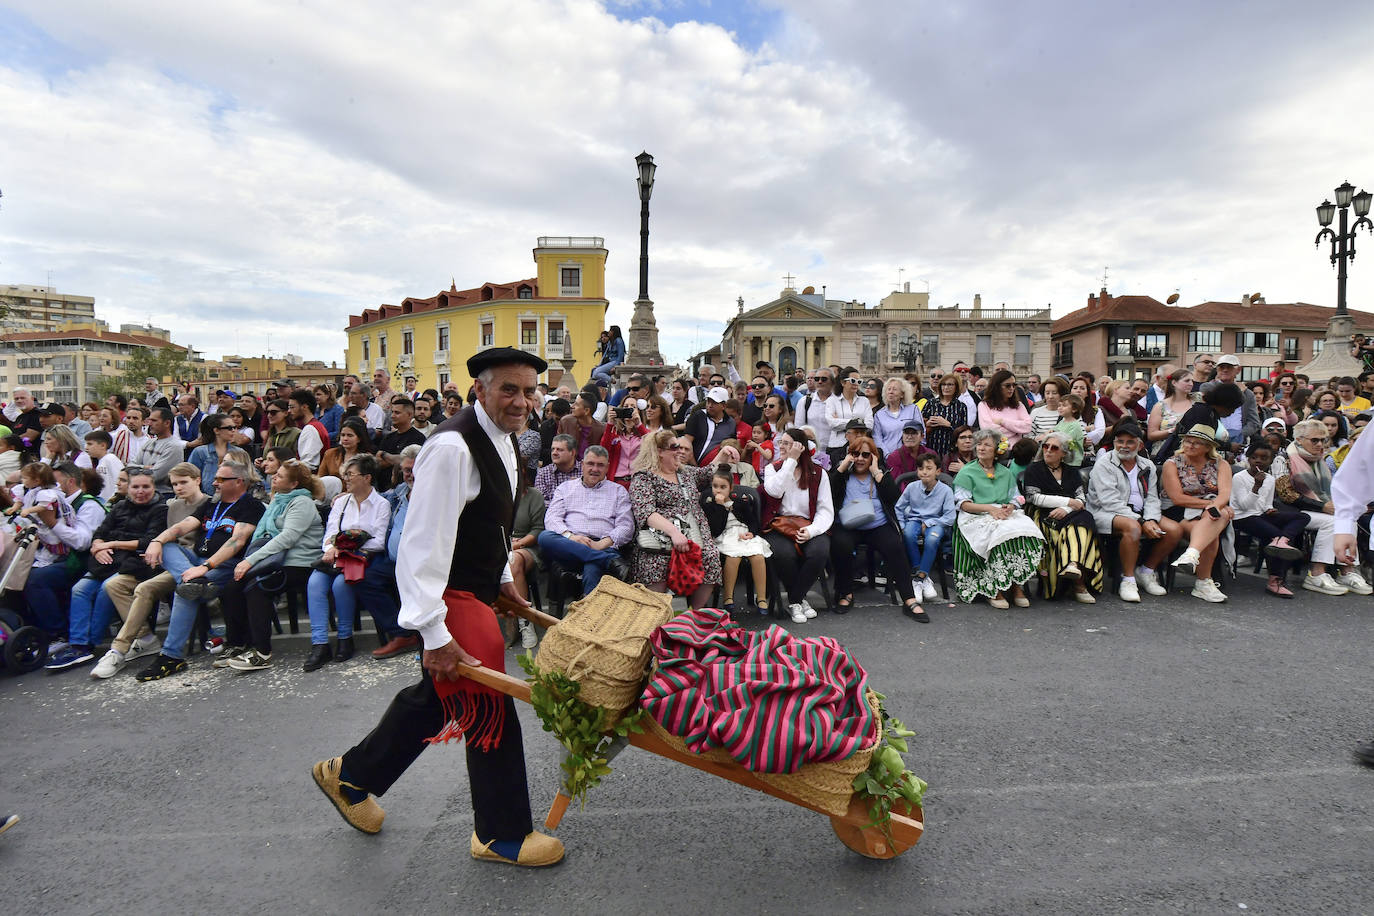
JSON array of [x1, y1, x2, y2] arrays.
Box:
[[426, 588, 508, 751]]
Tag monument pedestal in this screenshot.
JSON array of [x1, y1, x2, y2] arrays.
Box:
[[1298, 314, 1364, 381], [617, 296, 666, 384]]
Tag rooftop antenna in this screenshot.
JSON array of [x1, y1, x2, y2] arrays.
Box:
[[897, 268, 905, 290], [1101, 266, 1109, 290]]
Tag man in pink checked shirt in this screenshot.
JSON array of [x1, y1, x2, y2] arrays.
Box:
[[535, 445, 634, 596]]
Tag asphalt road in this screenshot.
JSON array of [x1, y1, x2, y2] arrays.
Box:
[[3, 574, 1373, 915]]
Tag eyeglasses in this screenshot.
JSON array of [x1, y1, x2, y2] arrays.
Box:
[[1042, 444, 1062, 452], [1303, 436, 1329, 443], [848, 450, 874, 458], [266, 409, 282, 415]]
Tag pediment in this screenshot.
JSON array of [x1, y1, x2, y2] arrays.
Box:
[[738, 292, 835, 323]]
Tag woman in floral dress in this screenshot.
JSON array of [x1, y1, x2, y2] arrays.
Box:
[[629, 429, 722, 610]]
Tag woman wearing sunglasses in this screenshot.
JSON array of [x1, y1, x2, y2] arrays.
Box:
[[1022, 432, 1101, 603], [829, 436, 927, 621]]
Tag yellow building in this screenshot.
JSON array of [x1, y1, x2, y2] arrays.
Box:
[[345, 236, 609, 391]]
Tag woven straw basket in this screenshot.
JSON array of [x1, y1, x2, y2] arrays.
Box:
[[535, 578, 677, 719], [642, 689, 882, 817]]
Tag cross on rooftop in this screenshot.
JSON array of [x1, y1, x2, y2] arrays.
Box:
[[782, 273, 796, 288]]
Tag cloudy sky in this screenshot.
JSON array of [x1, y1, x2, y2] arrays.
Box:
[[3, 0, 1374, 368]]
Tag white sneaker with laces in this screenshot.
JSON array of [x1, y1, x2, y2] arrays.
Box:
[[921, 577, 939, 602], [1191, 578, 1227, 602], [519, 619, 538, 649], [1118, 579, 1141, 603], [1171, 548, 1201, 574], [1336, 570, 1374, 595], [125, 633, 162, 662], [788, 603, 808, 623], [1135, 569, 1167, 596], [1303, 572, 1350, 596], [800, 600, 817, 619], [90, 649, 126, 679]]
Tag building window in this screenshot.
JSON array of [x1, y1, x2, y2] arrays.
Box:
[[1108, 331, 1134, 357], [922, 334, 940, 368], [480, 321, 494, 348], [1136, 333, 1168, 356], [1313, 338, 1325, 355], [18, 374, 46, 385], [438, 372, 450, 388], [402, 330, 413, 355], [378, 334, 388, 359], [518, 285, 533, 300], [1188, 330, 1221, 352], [520, 320, 538, 347], [1014, 334, 1031, 366], [1239, 366, 1268, 381], [362, 338, 370, 362], [1111, 366, 1134, 381], [1282, 337, 1300, 362], [437, 325, 449, 352], [548, 320, 564, 349], [560, 267, 581, 296], [860, 334, 879, 367], [1053, 340, 1074, 368], [974, 334, 992, 366], [1235, 331, 1279, 355]]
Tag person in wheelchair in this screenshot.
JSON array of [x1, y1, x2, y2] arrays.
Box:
[[894, 452, 954, 604]]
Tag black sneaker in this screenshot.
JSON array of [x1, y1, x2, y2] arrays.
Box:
[[135, 654, 188, 682], [174, 580, 207, 600]]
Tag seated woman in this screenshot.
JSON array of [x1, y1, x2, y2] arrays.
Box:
[[590, 324, 626, 387], [1147, 369, 1195, 456], [304, 454, 393, 671], [941, 425, 976, 476], [1022, 431, 1102, 604], [219, 458, 326, 671], [629, 430, 722, 611], [1230, 442, 1308, 598], [921, 373, 968, 457], [1161, 425, 1234, 603], [951, 429, 1045, 608], [40, 425, 93, 469], [703, 468, 770, 616], [828, 436, 926, 621], [1275, 418, 1373, 595], [761, 427, 834, 624]]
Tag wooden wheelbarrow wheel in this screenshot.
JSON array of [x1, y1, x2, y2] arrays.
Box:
[[830, 795, 924, 859]]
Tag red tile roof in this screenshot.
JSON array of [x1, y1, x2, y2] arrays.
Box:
[[348, 278, 541, 328], [0, 329, 189, 350], [1053, 292, 1374, 335]]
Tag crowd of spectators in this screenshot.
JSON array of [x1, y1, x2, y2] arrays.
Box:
[[3, 346, 1373, 681]]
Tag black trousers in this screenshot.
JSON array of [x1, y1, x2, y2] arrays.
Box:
[[830, 523, 915, 601], [1234, 511, 1308, 578], [340, 661, 534, 843], [765, 531, 831, 606]]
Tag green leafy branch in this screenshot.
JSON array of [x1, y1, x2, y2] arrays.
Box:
[[517, 654, 646, 809], [852, 691, 928, 841]]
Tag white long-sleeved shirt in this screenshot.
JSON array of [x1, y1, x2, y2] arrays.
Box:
[[1230, 469, 1276, 521], [826, 393, 872, 440], [795, 389, 835, 449], [763, 457, 835, 539], [322, 489, 391, 552], [1332, 429, 1374, 541], [396, 406, 517, 651]]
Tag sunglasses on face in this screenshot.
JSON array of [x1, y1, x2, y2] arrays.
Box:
[[844, 378, 860, 384], [751, 383, 768, 389], [1043, 444, 1062, 452], [848, 450, 873, 458]]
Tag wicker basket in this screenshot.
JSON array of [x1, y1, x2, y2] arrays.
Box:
[[535, 578, 677, 719], [642, 690, 882, 817]]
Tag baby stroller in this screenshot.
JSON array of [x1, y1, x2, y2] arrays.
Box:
[[0, 520, 50, 674]]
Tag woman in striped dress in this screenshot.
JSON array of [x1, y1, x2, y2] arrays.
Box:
[[1022, 432, 1102, 603], [951, 430, 1045, 608], [922, 373, 967, 456], [1028, 378, 1065, 442]]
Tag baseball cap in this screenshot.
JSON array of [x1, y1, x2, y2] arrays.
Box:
[[705, 386, 729, 403], [902, 420, 924, 432], [37, 402, 64, 416], [1261, 417, 1287, 431], [844, 417, 870, 432], [1216, 354, 1240, 367]]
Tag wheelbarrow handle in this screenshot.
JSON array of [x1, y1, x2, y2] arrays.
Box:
[[455, 662, 532, 703], [492, 595, 562, 631]]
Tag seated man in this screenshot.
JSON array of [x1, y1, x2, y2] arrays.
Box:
[[136, 461, 263, 680], [535, 446, 633, 597], [1086, 421, 1181, 602], [534, 434, 580, 503], [886, 421, 939, 486]]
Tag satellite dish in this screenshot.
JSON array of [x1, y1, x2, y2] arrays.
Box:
[[1251, 292, 1263, 300], [802, 286, 815, 295], [1166, 293, 1180, 304]]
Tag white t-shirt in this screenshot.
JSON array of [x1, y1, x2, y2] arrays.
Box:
[[1124, 465, 1144, 514], [95, 453, 124, 501]]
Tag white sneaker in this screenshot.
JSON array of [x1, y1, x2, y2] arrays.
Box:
[[1171, 548, 1201, 574], [155, 603, 172, 626], [519, 619, 538, 649], [1135, 569, 1167, 596], [90, 649, 126, 680], [911, 579, 923, 601], [800, 600, 817, 619], [125, 633, 162, 662], [1303, 572, 1350, 596], [921, 577, 939, 602], [1191, 578, 1227, 603], [1336, 570, 1374, 595], [788, 603, 808, 624], [1118, 579, 1141, 603]]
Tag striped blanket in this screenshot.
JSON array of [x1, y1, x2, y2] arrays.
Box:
[[640, 607, 876, 774]]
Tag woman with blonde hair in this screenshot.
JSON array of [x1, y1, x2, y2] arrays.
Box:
[[41, 424, 92, 469], [629, 429, 721, 610], [871, 376, 919, 458], [1161, 425, 1233, 603]]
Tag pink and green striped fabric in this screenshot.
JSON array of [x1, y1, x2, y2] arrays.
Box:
[[640, 607, 876, 774]]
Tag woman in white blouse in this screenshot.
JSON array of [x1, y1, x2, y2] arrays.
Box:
[[762, 428, 835, 623], [304, 454, 391, 671]]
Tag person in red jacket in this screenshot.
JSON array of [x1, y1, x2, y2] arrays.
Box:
[[601, 403, 648, 488]]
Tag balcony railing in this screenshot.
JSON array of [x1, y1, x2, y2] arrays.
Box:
[[537, 236, 604, 248], [1013, 352, 1032, 368], [432, 350, 449, 366], [841, 306, 1049, 320], [974, 351, 993, 366]]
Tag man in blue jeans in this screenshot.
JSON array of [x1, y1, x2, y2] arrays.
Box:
[[135, 461, 263, 680], [894, 453, 956, 603], [535, 446, 633, 596]]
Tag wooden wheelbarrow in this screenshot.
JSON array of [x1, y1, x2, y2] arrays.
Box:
[[459, 599, 925, 859]]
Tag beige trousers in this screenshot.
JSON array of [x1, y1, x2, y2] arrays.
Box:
[[104, 572, 175, 654]]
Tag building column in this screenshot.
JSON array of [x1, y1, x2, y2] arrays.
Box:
[[802, 336, 812, 369]]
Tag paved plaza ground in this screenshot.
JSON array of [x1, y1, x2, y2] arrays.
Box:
[[3, 573, 1373, 915]]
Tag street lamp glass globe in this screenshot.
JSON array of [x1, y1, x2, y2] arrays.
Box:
[[636, 152, 656, 200], [1354, 189, 1373, 219], [1335, 181, 1356, 208], [1317, 199, 1336, 227]]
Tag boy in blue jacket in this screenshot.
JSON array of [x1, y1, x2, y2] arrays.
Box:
[[895, 453, 956, 602]]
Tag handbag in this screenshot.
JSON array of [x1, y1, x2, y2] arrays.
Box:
[[243, 539, 288, 593], [636, 526, 672, 553], [838, 478, 876, 529]]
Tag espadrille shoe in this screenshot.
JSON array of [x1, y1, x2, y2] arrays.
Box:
[[312, 757, 384, 834], [470, 830, 565, 867]]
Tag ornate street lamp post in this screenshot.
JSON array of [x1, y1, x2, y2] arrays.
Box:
[[1301, 180, 1373, 377], [621, 151, 665, 374]]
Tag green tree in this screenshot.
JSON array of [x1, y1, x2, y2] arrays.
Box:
[[118, 345, 193, 397]]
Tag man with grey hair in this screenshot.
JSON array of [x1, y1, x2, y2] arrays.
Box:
[[535, 445, 632, 597], [144, 377, 171, 411], [349, 382, 387, 437], [688, 364, 717, 405], [3, 387, 41, 442]]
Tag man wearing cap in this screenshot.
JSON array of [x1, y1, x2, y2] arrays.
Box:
[[1201, 356, 1259, 457], [313, 346, 563, 868], [207, 390, 237, 416], [885, 421, 938, 486], [683, 387, 734, 465], [1086, 420, 1179, 602]]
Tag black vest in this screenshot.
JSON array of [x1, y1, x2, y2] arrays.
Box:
[[434, 406, 522, 602]]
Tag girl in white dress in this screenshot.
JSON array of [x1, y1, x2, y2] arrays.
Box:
[[704, 469, 771, 616]]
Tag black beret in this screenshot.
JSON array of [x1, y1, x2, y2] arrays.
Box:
[[466, 347, 548, 378]]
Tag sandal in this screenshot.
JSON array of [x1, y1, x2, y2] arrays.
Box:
[[903, 599, 930, 623], [755, 601, 770, 615], [834, 594, 853, 615]]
